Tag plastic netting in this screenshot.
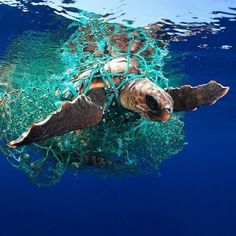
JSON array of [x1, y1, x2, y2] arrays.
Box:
[[0, 14, 185, 186]]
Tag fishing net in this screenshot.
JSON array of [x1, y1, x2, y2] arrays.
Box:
[[0, 13, 185, 186]]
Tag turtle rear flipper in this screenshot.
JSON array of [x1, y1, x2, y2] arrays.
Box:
[[165, 80, 229, 112], [8, 88, 105, 147]]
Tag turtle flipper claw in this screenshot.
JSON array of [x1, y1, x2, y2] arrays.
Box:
[[165, 80, 229, 112], [9, 88, 105, 147]]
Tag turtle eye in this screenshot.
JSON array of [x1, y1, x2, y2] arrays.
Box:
[[145, 95, 161, 111]]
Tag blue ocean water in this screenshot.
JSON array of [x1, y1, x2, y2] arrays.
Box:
[[0, 2, 236, 236]]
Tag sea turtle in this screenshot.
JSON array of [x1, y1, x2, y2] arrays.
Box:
[[8, 22, 229, 148]]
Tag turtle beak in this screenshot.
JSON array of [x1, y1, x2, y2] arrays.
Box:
[[160, 112, 171, 122], [147, 107, 172, 122], [145, 93, 173, 122], [161, 106, 173, 122]]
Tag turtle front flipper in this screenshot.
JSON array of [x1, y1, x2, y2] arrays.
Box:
[[8, 88, 105, 147], [165, 80, 229, 112]]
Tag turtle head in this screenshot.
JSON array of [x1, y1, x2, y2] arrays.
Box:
[[120, 78, 174, 122]]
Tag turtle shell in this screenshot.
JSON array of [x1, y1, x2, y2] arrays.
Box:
[[61, 57, 141, 100]]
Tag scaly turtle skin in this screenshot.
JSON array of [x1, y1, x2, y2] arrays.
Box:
[[8, 25, 229, 147]]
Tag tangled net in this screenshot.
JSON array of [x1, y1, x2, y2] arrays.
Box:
[[0, 13, 185, 186]]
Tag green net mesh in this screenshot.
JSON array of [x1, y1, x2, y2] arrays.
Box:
[[0, 13, 185, 186]]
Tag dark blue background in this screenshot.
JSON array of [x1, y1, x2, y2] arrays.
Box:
[[0, 5, 235, 236]]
